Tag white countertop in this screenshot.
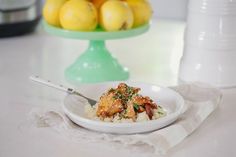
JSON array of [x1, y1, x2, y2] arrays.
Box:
[[0, 19, 235, 157]]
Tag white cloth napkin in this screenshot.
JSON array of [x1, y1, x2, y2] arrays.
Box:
[[29, 83, 222, 155]]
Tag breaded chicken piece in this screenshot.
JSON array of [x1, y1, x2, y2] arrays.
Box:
[[96, 83, 157, 120], [132, 95, 157, 109], [125, 102, 136, 120], [117, 83, 140, 98], [128, 95, 157, 119], [96, 92, 124, 118]]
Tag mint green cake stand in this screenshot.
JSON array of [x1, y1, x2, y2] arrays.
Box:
[[43, 20, 149, 84]]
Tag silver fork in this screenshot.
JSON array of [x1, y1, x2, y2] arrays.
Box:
[[29, 76, 97, 106]]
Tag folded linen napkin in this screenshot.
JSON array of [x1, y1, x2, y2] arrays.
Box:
[[29, 83, 222, 155]]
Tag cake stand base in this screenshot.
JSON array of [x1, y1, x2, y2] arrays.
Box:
[[65, 40, 129, 84]]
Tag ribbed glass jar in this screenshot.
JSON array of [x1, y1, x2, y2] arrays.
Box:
[[179, 0, 236, 87]]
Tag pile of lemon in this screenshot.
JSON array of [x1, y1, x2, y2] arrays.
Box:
[[43, 0, 152, 32]]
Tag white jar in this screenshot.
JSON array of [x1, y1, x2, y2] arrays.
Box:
[[179, 0, 236, 88]]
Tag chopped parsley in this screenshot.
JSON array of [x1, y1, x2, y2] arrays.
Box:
[[133, 103, 139, 111]]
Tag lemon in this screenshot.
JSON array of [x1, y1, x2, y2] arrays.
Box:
[[43, 0, 67, 27], [100, 0, 133, 31], [60, 0, 98, 31], [125, 0, 152, 27]]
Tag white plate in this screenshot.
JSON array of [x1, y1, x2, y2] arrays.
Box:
[[63, 82, 186, 134]]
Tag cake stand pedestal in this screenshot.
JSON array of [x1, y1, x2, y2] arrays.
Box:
[[43, 20, 149, 84]]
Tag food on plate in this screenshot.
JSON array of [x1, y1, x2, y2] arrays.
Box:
[[85, 83, 166, 122], [42, 0, 152, 31], [99, 0, 133, 31], [43, 0, 67, 27], [124, 0, 153, 27], [59, 0, 98, 31]]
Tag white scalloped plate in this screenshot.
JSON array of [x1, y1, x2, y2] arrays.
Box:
[[63, 82, 186, 134]]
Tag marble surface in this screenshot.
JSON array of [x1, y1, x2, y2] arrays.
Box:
[[0, 19, 235, 157]]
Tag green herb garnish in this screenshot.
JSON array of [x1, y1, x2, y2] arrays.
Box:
[[133, 103, 139, 111]]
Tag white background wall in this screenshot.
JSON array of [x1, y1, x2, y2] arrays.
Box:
[[150, 0, 188, 20]]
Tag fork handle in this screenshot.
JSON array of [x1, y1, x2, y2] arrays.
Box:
[[29, 76, 74, 94]]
